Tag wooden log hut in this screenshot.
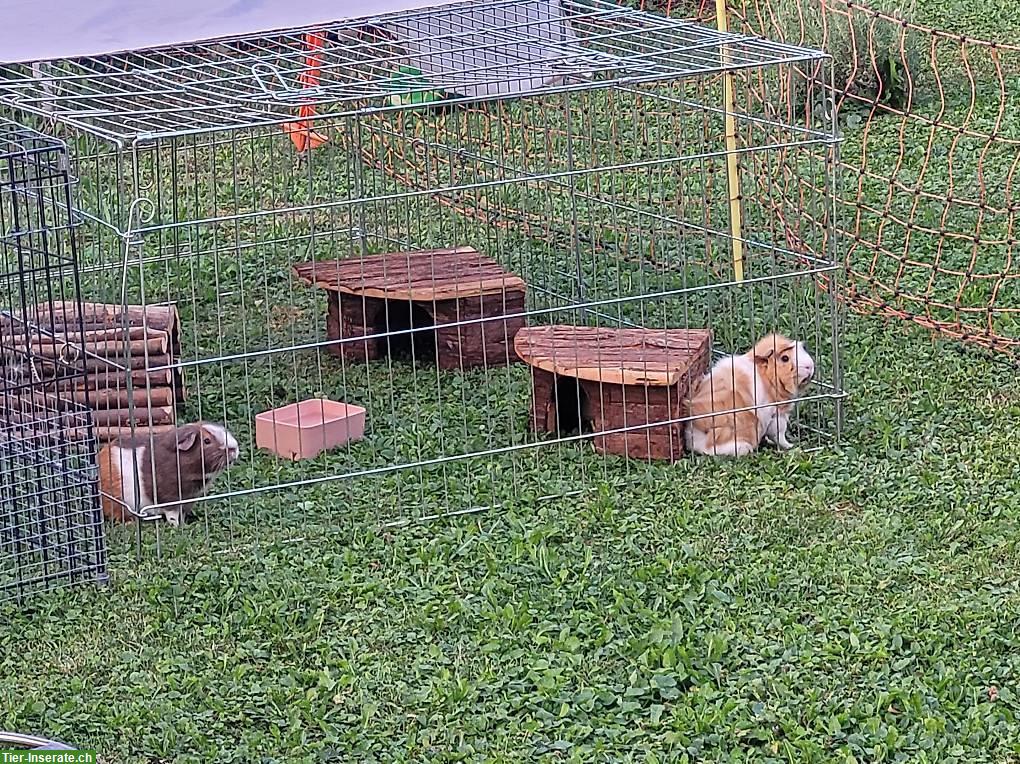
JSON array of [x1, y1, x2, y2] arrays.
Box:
[[0, 301, 184, 442], [513, 325, 712, 462], [293, 247, 527, 371]]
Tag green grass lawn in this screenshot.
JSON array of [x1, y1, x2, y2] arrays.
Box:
[[914, 0, 1020, 42], [4, 2, 1020, 762], [2, 315, 1019, 762]]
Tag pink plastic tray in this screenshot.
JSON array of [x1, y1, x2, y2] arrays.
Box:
[[255, 398, 366, 460]]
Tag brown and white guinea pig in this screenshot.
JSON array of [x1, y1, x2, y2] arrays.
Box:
[[685, 333, 815, 458], [97, 422, 240, 526]]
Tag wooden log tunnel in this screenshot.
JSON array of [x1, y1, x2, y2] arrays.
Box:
[[1, 301, 185, 442], [293, 247, 528, 371], [514, 325, 712, 462]]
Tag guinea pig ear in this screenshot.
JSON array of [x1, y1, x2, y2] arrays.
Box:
[[176, 426, 199, 452], [753, 348, 775, 365]]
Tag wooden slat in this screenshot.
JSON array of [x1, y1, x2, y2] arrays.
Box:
[[93, 424, 178, 442], [514, 326, 712, 387], [1, 302, 181, 358], [293, 247, 526, 301]]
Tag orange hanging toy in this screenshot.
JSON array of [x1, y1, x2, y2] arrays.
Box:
[[283, 31, 329, 153]]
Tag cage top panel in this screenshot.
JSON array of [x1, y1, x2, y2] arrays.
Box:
[[0, 0, 828, 144]]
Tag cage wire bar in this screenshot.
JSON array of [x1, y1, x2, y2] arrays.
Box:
[[0, 120, 108, 602], [0, 0, 844, 547]]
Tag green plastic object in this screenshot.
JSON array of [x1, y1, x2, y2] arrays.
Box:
[[382, 65, 446, 107]]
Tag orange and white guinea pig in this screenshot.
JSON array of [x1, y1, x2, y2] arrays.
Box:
[[685, 333, 815, 458], [97, 422, 240, 526]]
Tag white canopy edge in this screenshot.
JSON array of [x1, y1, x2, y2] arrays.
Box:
[[0, 0, 458, 63]]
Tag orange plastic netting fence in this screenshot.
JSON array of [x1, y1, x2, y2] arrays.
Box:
[[341, 0, 1020, 356], [653, 0, 1020, 355]]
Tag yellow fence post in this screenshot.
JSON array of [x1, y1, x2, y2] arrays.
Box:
[[715, 0, 745, 281]]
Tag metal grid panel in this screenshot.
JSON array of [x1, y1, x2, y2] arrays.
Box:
[[1, 120, 107, 602], [0, 5, 842, 550], [36, 69, 844, 544], [0, 0, 829, 142]]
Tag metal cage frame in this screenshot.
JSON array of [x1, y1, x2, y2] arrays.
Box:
[[1, 120, 108, 599], [0, 0, 845, 547]]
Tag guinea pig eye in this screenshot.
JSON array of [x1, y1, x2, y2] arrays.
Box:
[[780, 354, 790, 363]]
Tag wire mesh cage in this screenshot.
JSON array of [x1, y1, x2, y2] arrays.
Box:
[[0, 0, 845, 546], [1, 120, 107, 602]]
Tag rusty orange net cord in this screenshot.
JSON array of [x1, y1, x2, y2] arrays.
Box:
[[324, 0, 1019, 360], [645, 0, 1020, 356], [283, 31, 329, 153]]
